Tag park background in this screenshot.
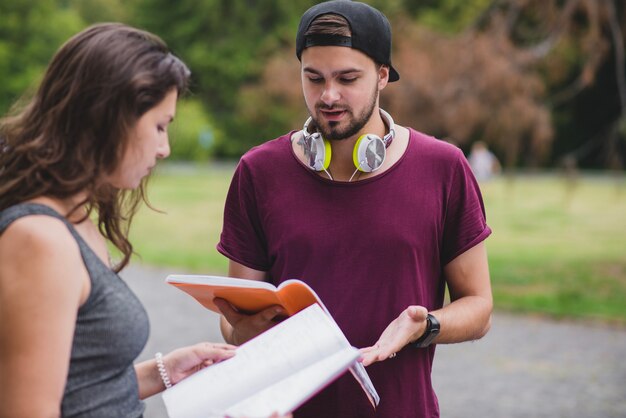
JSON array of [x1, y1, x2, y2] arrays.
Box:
[[2, 0, 626, 416], [3, 0, 622, 322]]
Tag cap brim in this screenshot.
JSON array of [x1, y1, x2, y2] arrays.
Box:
[[389, 66, 400, 82]]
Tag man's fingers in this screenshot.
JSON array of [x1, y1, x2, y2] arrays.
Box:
[[213, 297, 237, 315], [258, 305, 285, 322], [214, 299, 284, 324], [406, 305, 428, 321]]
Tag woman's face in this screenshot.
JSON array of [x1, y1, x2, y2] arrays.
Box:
[[109, 88, 178, 189]]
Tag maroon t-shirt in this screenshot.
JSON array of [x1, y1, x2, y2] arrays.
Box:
[[218, 129, 491, 418]]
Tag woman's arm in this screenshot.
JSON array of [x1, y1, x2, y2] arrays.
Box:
[[0, 217, 89, 418]]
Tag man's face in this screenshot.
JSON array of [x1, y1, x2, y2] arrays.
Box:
[[300, 46, 389, 141]]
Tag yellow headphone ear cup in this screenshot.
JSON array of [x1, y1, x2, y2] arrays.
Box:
[[353, 135, 367, 172], [322, 139, 332, 170], [353, 134, 386, 172]]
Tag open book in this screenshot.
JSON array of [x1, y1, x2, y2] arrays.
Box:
[[166, 274, 326, 316], [163, 304, 364, 418], [165, 274, 379, 412]]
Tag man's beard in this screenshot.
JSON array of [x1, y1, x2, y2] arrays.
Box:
[[312, 85, 378, 141]]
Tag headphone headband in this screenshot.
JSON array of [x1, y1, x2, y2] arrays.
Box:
[[301, 109, 396, 175], [379, 108, 395, 148], [302, 108, 395, 148]]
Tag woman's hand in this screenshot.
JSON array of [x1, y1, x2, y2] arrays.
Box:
[[164, 342, 236, 385], [359, 305, 428, 366], [136, 341, 236, 399]]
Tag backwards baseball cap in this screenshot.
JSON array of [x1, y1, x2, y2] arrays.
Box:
[[296, 0, 399, 82]]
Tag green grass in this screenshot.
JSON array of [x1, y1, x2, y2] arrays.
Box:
[[129, 166, 626, 324], [483, 174, 626, 323], [128, 162, 234, 274]]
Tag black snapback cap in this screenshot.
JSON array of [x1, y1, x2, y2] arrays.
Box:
[[296, 0, 400, 82]]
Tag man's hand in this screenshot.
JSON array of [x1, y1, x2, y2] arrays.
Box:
[[359, 305, 428, 366], [214, 298, 285, 345]]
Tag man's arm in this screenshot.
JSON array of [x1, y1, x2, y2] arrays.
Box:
[[360, 241, 492, 365], [215, 260, 285, 345], [228, 259, 267, 282], [430, 240, 493, 342]]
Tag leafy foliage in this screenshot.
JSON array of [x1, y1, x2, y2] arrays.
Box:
[[132, 0, 319, 156], [67, 0, 135, 23], [169, 98, 220, 161], [1, 0, 625, 167], [0, 1, 84, 114]]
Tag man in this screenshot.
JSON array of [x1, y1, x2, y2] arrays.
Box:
[[215, 1, 493, 417]]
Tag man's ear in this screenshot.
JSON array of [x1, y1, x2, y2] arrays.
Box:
[[378, 65, 389, 90]]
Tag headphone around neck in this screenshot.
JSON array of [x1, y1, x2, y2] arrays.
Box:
[[301, 108, 396, 175]]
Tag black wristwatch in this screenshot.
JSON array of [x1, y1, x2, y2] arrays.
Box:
[[411, 313, 440, 348]]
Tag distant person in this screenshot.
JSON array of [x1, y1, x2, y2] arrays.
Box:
[[0, 23, 241, 418], [215, 1, 493, 417], [468, 141, 501, 181]]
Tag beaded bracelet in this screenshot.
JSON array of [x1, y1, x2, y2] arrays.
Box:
[[155, 352, 172, 389]]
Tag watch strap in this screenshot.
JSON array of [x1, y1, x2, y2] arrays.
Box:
[[411, 313, 440, 348]]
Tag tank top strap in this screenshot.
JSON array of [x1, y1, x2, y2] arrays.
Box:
[[1, 202, 80, 239], [0, 202, 108, 276]]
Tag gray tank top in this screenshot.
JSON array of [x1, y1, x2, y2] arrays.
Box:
[[0, 203, 149, 417]]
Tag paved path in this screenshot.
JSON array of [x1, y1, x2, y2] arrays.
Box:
[[122, 264, 626, 418]]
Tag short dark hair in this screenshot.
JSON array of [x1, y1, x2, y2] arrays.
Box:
[[305, 13, 352, 37], [0, 23, 191, 270]]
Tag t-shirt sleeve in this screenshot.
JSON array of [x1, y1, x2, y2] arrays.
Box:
[[441, 150, 492, 265], [216, 158, 270, 271]]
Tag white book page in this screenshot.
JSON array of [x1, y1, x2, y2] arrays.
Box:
[[225, 348, 359, 418], [348, 362, 380, 406], [162, 304, 352, 418]]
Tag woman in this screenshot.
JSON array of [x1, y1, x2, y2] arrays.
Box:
[[0, 23, 236, 417]]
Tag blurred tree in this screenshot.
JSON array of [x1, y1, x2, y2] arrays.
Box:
[[2, 0, 623, 167], [471, 0, 626, 168], [133, 0, 318, 157], [0, 0, 84, 115], [169, 98, 222, 161], [384, 24, 553, 168], [67, 0, 137, 23], [407, 0, 494, 33]]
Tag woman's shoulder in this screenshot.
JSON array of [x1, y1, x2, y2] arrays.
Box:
[[0, 208, 89, 308], [0, 213, 82, 273]]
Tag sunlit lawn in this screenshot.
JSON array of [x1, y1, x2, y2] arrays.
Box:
[[483, 173, 626, 323], [129, 164, 626, 324], [128, 162, 234, 273]]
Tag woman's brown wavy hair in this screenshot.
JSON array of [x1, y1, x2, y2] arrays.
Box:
[[0, 23, 191, 271]]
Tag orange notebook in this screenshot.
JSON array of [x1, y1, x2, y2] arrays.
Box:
[[165, 275, 326, 316]]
